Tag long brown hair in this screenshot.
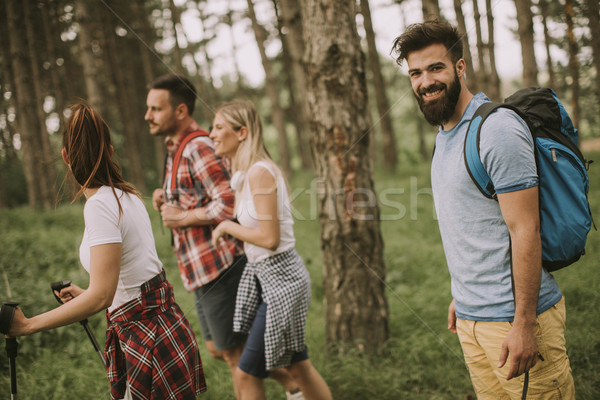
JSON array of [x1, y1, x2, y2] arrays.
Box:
[[62, 103, 139, 214]]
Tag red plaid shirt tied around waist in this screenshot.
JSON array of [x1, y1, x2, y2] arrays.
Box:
[[163, 121, 241, 291], [105, 270, 206, 399]]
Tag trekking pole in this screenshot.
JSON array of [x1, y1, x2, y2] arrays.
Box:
[[0, 301, 20, 400], [50, 280, 106, 367]]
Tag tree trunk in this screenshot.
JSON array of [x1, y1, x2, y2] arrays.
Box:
[[100, 6, 147, 192], [194, 1, 220, 105], [453, 0, 478, 91], [273, 0, 312, 170], [472, 0, 489, 94], [247, 0, 291, 176], [485, 0, 501, 101], [360, 0, 398, 171], [130, 0, 165, 178], [565, 0, 580, 127], [585, 0, 600, 115], [300, 0, 389, 353], [168, 0, 213, 124], [225, 4, 247, 98], [167, 0, 185, 75], [23, 0, 58, 206], [422, 0, 442, 20], [538, 0, 556, 90], [40, 0, 67, 130], [74, 0, 106, 114], [5, 0, 48, 208], [513, 0, 538, 87]]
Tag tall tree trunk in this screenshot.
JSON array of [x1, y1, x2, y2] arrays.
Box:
[[422, 0, 442, 20], [272, 0, 312, 170], [300, 0, 389, 353], [168, 0, 212, 124], [513, 0, 538, 87], [453, 0, 478, 91], [40, 0, 67, 130], [538, 0, 556, 90], [246, 0, 291, 176], [24, 0, 58, 205], [130, 0, 165, 178], [565, 0, 580, 127], [360, 0, 398, 171], [74, 0, 105, 113], [485, 0, 501, 100], [279, 0, 315, 169], [472, 0, 489, 94], [585, 0, 600, 115], [225, 4, 247, 98], [194, 1, 220, 105], [167, 0, 185, 75], [5, 0, 47, 208], [100, 6, 147, 192]]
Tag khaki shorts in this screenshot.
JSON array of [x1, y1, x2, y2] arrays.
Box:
[[456, 297, 574, 400]]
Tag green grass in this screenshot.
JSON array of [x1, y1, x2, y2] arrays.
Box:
[[1, 155, 599, 399]]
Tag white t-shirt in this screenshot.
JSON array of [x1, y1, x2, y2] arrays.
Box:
[[80, 186, 163, 311], [235, 161, 295, 263]]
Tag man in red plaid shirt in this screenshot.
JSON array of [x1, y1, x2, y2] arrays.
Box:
[[145, 75, 302, 400]]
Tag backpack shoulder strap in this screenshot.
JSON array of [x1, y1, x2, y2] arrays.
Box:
[[463, 102, 524, 200], [166, 129, 210, 193]]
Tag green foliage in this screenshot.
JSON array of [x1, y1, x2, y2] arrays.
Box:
[[1, 157, 599, 399]]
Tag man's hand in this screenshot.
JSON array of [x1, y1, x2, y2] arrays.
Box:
[[498, 321, 538, 380], [160, 203, 188, 229], [447, 299, 457, 334], [152, 189, 165, 211]]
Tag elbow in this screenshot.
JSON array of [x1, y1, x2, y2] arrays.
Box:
[[95, 290, 115, 311], [265, 237, 280, 251]]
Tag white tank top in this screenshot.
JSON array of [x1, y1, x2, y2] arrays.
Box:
[[235, 161, 295, 263]]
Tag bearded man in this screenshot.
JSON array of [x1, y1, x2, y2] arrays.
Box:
[[392, 20, 575, 400]]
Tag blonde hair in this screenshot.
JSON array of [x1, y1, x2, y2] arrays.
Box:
[[214, 101, 288, 207], [215, 101, 279, 176]]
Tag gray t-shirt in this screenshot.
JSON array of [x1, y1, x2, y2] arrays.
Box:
[[431, 92, 562, 321]]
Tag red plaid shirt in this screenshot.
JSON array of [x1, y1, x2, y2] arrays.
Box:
[[105, 270, 206, 399], [164, 121, 241, 291]]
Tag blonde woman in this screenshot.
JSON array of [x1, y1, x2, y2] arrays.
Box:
[[210, 102, 332, 400]]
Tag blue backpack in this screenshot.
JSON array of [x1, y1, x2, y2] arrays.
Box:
[[464, 87, 594, 271]]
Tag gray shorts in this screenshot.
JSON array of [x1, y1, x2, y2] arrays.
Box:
[[194, 255, 247, 351]]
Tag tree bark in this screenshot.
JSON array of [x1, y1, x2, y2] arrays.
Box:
[[130, 0, 166, 178], [585, 0, 600, 115], [565, 0, 580, 127], [40, 0, 67, 130], [453, 0, 478, 91], [485, 0, 501, 101], [23, 0, 58, 205], [513, 0, 538, 87], [100, 5, 147, 192], [537, 0, 556, 90], [5, 0, 49, 208], [472, 0, 489, 94], [74, 0, 106, 113], [360, 0, 398, 171], [300, 0, 389, 353], [273, 0, 312, 170], [422, 0, 442, 21], [247, 0, 291, 176]]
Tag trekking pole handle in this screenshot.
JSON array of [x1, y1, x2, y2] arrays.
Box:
[[50, 280, 72, 304]]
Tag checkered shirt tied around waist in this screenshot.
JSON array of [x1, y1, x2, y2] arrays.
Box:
[[163, 121, 241, 291], [105, 269, 206, 399], [234, 248, 311, 371]]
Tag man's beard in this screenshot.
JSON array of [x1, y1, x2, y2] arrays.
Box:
[[414, 71, 461, 127]]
